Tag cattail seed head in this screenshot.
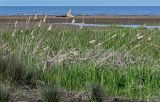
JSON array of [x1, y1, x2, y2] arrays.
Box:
[[31, 30, 34, 35], [31, 35, 35, 39], [71, 19, 76, 23], [80, 25, 83, 29], [27, 17, 31, 24], [147, 37, 152, 41], [111, 34, 117, 39], [47, 24, 52, 31], [67, 9, 74, 18], [34, 14, 38, 19], [43, 15, 47, 23], [12, 29, 16, 37], [137, 35, 143, 40], [15, 21, 18, 28], [89, 40, 96, 44], [31, 30, 35, 38], [38, 19, 42, 27]]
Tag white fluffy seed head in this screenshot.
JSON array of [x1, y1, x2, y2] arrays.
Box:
[[67, 9, 74, 18], [147, 37, 152, 41], [71, 19, 76, 23], [122, 33, 125, 37], [137, 35, 143, 40], [31, 30, 34, 35], [89, 40, 96, 44], [27, 17, 31, 24], [70, 50, 79, 56], [80, 25, 83, 29], [97, 42, 102, 46], [111, 34, 117, 39], [12, 29, 16, 37], [14, 21, 18, 28], [47, 24, 52, 31], [38, 19, 42, 27], [31, 35, 35, 39], [34, 14, 38, 19], [43, 15, 47, 23]]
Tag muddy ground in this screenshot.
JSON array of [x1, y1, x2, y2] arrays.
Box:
[[8, 85, 150, 102]]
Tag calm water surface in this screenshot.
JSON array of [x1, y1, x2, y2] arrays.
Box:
[[0, 6, 160, 16]]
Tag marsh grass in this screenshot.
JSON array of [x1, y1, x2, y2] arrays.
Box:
[[88, 83, 106, 102], [43, 82, 62, 102], [1, 24, 160, 100], [0, 83, 9, 102]]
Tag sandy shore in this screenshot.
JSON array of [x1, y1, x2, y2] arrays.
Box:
[[0, 16, 160, 25]]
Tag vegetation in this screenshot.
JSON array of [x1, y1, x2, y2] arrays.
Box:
[[0, 83, 9, 102], [43, 82, 62, 102], [89, 83, 105, 102], [1, 24, 160, 100]]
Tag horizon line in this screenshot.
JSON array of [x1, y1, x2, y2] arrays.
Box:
[[0, 5, 160, 6]]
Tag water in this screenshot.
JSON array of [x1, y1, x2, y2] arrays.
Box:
[[1, 6, 160, 16], [63, 23, 160, 29], [1, 6, 160, 29]]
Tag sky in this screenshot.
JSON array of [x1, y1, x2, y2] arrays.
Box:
[[0, 0, 160, 6]]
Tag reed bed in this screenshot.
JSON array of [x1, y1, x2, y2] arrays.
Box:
[[1, 22, 160, 100]]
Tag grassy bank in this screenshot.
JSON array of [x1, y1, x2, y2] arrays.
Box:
[[1, 24, 160, 101]]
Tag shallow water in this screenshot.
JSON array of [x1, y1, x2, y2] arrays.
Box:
[[62, 23, 160, 29]]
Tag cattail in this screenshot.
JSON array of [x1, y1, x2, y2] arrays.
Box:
[[122, 33, 125, 37], [137, 35, 143, 40], [43, 46, 49, 51], [47, 24, 52, 31], [12, 29, 16, 37], [38, 19, 42, 27], [89, 40, 96, 44], [67, 9, 74, 18], [147, 37, 152, 41], [31, 30, 34, 35], [15, 21, 18, 28], [111, 34, 117, 39], [43, 15, 47, 23], [80, 25, 83, 29], [70, 51, 79, 56], [97, 42, 102, 46], [136, 33, 140, 37], [31, 35, 35, 39], [26, 18, 28, 24], [135, 44, 141, 48], [71, 19, 76, 23], [80, 19, 84, 29], [27, 17, 31, 24], [26, 17, 31, 29], [31, 30, 35, 38], [34, 14, 38, 19]]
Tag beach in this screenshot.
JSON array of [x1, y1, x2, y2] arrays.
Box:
[[0, 15, 160, 25]]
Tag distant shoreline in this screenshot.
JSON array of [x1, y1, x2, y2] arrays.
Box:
[[0, 15, 160, 25]]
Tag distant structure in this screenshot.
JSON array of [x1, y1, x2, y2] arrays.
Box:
[[67, 9, 74, 18]]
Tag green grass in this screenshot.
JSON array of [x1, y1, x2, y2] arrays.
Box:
[[43, 82, 62, 102], [0, 82, 9, 102], [1, 25, 160, 100]]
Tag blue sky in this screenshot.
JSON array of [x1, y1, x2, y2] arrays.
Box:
[[0, 0, 160, 6]]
